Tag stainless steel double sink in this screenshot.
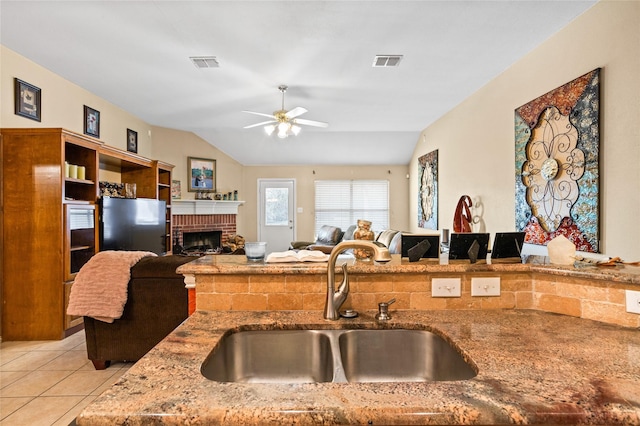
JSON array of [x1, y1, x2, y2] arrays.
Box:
[[201, 329, 477, 383]]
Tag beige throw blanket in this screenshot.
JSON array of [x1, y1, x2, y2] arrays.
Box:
[[67, 250, 157, 323]]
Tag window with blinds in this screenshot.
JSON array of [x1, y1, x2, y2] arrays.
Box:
[[314, 180, 389, 236]]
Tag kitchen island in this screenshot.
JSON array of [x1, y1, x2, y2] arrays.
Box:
[[77, 256, 640, 424], [77, 309, 640, 425]]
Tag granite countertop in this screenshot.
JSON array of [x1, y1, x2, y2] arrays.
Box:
[[78, 309, 640, 425], [177, 254, 640, 286]]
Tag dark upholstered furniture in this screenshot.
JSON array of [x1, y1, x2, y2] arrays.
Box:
[[290, 225, 348, 254], [291, 225, 402, 255], [375, 229, 402, 254], [83, 255, 195, 370]]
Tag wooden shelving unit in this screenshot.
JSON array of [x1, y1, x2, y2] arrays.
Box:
[[156, 161, 174, 253], [1, 128, 174, 340]]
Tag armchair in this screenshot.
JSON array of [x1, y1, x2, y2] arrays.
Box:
[[291, 225, 402, 255], [83, 255, 195, 369], [290, 225, 348, 254]]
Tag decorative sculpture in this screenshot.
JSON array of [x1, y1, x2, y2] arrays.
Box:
[[353, 219, 374, 260], [453, 195, 473, 233]]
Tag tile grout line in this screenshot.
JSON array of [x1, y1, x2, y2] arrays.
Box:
[[1, 332, 94, 424]]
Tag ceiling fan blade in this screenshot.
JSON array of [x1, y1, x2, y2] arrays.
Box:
[[285, 107, 307, 119], [243, 120, 276, 129], [294, 118, 329, 128], [242, 110, 276, 119]]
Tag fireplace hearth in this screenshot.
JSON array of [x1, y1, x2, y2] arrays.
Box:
[[180, 230, 222, 255]]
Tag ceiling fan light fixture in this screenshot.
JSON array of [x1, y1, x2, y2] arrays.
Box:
[[264, 124, 276, 136], [243, 84, 327, 138], [277, 122, 289, 133]]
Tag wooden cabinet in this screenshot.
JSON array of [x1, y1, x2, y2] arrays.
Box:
[[1, 128, 99, 340], [157, 161, 174, 252], [63, 203, 97, 330], [1, 128, 173, 340]]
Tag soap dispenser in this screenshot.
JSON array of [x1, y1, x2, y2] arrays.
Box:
[[375, 298, 396, 321]]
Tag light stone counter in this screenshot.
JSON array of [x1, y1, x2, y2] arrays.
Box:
[[77, 309, 640, 425]]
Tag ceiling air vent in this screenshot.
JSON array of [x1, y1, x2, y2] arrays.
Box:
[[372, 55, 403, 67], [190, 56, 220, 69]]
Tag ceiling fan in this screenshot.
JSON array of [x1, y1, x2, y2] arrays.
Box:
[[242, 85, 328, 138]]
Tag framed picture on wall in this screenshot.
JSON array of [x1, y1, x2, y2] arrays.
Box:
[[127, 129, 138, 153], [172, 180, 182, 199], [14, 78, 41, 122], [83, 105, 100, 138], [188, 157, 216, 192]]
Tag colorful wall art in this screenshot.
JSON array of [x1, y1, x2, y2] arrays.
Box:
[[418, 149, 438, 229], [515, 68, 600, 252]]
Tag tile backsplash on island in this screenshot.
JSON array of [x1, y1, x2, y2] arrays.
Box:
[[181, 258, 640, 329]]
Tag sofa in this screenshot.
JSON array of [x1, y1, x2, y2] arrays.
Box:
[[291, 224, 402, 254], [290, 225, 351, 254], [83, 254, 195, 370]]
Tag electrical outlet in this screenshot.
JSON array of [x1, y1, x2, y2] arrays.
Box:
[[625, 290, 640, 314], [471, 277, 501, 297], [432, 278, 461, 297]]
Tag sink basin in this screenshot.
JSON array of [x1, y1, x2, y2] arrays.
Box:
[[201, 328, 476, 383], [201, 330, 334, 383], [339, 329, 477, 382]]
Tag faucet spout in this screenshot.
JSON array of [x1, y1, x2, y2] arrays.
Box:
[[324, 240, 392, 320]]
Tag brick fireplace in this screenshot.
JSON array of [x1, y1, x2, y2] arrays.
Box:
[[172, 214, 237, 250], [171, 200, 244, 253]]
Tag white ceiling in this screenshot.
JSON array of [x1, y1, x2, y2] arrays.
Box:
[[0, 1, 596, 166]]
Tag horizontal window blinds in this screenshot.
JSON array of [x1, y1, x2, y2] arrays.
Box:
[[314, 180, 389, 237]]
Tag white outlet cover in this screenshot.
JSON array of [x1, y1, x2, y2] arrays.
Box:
[[625, 290, 640, 314], [471, 277, 501, 297], [432, 278, 461, 297]]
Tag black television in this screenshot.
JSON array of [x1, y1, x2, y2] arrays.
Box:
[[448, 233, 490, 263], [100, 197, 167, 255], [401, 234, 440, 259], [491, 232, 525, 260]]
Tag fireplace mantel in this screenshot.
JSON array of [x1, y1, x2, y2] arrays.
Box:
[[172, 200, 244, 216]]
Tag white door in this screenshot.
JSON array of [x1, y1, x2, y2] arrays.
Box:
[[258, 179, 296, 253]]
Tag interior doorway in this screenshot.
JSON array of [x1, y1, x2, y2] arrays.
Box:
[[258, 179, 296, 253]]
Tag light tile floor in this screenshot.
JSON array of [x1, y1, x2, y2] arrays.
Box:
[[1, 330, 132, 425]]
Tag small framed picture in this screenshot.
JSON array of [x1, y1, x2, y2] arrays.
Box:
[[84, 105, 100, 138], [188, 157, 216, 192], [171, 180, 182, 199], [127, 129, 138, 153], [14, 78, 41, 122]]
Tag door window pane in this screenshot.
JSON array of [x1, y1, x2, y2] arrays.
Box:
[[265, 187, 289, 226]]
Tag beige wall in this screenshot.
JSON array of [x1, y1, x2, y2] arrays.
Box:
[[0, 46, 153, 156], [241, 165, 410, 242], [150, 125, 244, 199], [409, 0, 640, 260]]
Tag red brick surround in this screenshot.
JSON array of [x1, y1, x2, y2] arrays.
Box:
[[173, 214, 237, 248]]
